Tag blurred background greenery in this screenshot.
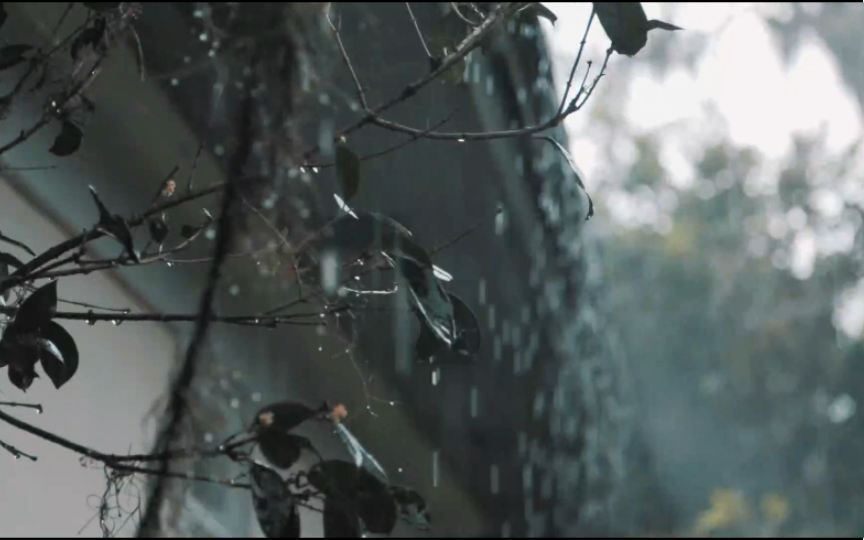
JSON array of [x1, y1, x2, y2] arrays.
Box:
[[544, 2, 864, 537]]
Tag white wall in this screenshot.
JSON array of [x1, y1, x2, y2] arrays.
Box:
[[0, 178, 177, 537]]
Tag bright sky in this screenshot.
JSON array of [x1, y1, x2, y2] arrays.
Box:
[[540, 2, 864, 337]]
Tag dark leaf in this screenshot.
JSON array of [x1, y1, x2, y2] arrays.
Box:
[[89, 187, 139, 262], [0, 231, 36, 256], [522, 2, 558, 25], [335, 141, 361, 202], [14, 280, 57, 334], [82, 2, 120, 11], [40, 321, 78, 388], [333, 423, 389, 483], [71, 18, 107, 60], [358, 485, 397, 534], [308, 460, 364, 499], [147, 217, 169, 244], [0, 44, 33, 71], [49, 120, 83, 157], [450, 293, 481, 356], [250, 463, 301, 538], [36, 338, 66, 389], [309, 459, 396, 534], [8, 363, 36, 391], [593, 2, 682, 57], [389, 486, 432, 530], [324, 502, 360, 538], [258, 430, 308, 469], [3, 340, 40, 392], [251, 401, 322, 433], [0, 3, 7, 32]]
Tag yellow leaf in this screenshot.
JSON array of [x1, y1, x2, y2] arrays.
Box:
[[760, 492, 790, 524], [693, 488, 749, 536]]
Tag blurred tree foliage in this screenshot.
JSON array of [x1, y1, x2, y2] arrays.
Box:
[[586, 3, 864, 536]]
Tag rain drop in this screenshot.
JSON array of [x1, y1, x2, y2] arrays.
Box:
[[432, 450, 440, 488], [170, 78, 179, 87], [457, 138, 466, 143], [432, 368, 441, 386], [490, 464, 500, 494]]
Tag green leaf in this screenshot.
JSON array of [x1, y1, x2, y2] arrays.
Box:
[[335, 141, 361, 202]]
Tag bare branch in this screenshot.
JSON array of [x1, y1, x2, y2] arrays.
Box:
[[303, 2, 529, 160]]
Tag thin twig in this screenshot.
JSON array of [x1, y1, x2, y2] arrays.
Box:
[[430, 205, 504, 255], [0, 438, 38, 461], [0, 401, 43, 414], [307, 108, 461, 170], [405, 3, 433, 59], [303, 2, 528, 159], [0, 182, 225, 294], [557, 7, 594, 116], [326, 7, 369, 110]]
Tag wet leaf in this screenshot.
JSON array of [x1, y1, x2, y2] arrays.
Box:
[[0, 231, 36, 256], [2, 338, 40, 392], [36, 338, 66, 389], [82, 2, 119, 11], [309, 459, 396, 533], [324, 502, 360, 538], [251, 401, 322, 433], [49, 120, 83, 157], [389, 486, 432, 530], [258, 431, 311, 469], [39, 322, 78, 388], [250, 463, 301, 538], [0, 44, 33, 71], [333, 423, 388, 484], [593, 2, 682, 57], [335, 141, 361, 202], [89, 186, 139, 262], [14, 280, 57, 334], [147, 217, 169, 244], [358, 484, 397, 534], [415, 292, 479, 362]]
